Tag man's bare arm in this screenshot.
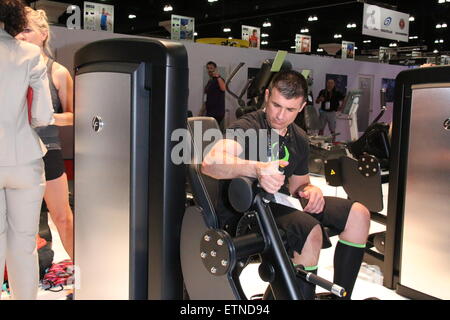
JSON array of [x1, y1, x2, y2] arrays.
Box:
[[201, 139, 259, 180]]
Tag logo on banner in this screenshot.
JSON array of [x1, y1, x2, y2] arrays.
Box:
[[399, 19, 405, 30], [384, 17, 392, 26]]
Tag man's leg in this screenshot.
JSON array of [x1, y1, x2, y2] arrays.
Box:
[[334, 202, 370, 299], [318, 110, 326, 136], [274, 207, 323, 300], [328, 112, 337, 141], [292, 224, 322, 300]]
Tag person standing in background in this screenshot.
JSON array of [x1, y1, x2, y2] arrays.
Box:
[[0, 0, 54, 299], [201, 61, 226, 129], [16, 7, 75, 262], [316, 79, 345, 140]]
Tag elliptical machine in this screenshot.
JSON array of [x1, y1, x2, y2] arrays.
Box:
[[226, 57, 292, 119]]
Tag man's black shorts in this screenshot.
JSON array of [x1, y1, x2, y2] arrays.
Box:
[[270, 196, 354, 258]]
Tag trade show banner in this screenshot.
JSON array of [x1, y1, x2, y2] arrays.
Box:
[[83, 1, 114, 32], [196, 38, 249, 48], [242, 25, 260, 49], [171, 15, 195, 41], [295, 34, 311, 53], [341, 41, 355, 60], [362, 3, 409, 42]]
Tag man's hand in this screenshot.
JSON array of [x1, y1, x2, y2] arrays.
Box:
[[256, 160, 289, 194], [298, 185, 325, 213]]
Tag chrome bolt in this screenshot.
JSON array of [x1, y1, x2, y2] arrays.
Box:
[[200, 252, 207, 259], [204, 235, 211, 242], [217, 239, 224, 246], [221, 260, 228, 266], [211, 250, 217, 257], [211, 267, 217, 274]]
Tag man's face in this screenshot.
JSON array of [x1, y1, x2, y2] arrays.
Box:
[[264, 87, 306, 130], [206, 64, 216, 77], [326, 79, 335, 91]]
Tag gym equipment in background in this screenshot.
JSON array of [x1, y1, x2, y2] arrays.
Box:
[[387, 65, 450, 299], [73, 38, 188, 299], [225, 51, 292, 119], [323, 89, 392, 286]]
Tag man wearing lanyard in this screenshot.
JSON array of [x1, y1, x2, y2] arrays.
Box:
[[316, 79, 345, 140], [202, 71, 371, 299]]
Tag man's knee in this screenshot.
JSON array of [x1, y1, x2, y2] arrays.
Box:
[[305, 224, 323, 249], [349, 202, 371, 230]]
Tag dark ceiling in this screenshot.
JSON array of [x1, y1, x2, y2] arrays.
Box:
[[30, 0, 450, 57]]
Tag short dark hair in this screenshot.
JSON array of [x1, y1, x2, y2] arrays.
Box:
[[268, 70, 308, 100], [0, 0, 27, 37], [206, 61, 217, 68]]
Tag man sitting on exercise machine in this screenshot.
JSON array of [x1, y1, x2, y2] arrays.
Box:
[[201, 70, 371, 299]]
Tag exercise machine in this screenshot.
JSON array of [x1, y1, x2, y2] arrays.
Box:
[[323, 89, 391, 286], [387, 65, 450, 299], [73, 38, 188, 299], [225, 53, 292, 119], [181, 117, 346, 300]]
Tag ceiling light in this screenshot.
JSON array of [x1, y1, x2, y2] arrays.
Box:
[[333, 34, 342, 39], [163, 4, 173, 12], [346, 23, 356, 28], [435, 39, 444, 43], [409, 36, 418, 39], [442, 23, 447, 28], [128, 14, 136, 19], [363, 40, 372, 43], [389, 42, 398, 47], [208, 0, 218, 3], [261, 40, 268, 45], [194, 32, 198, 36], [409, 16, 415, 22], [300, 28, 309, 33], [317, 48, 324, 52], [223, 27, 231, 32], [290, 46, 296, 49], [308, 15, 318, 22], [262, 20, 271, 27], [433, 49, 439, 54], [354, 47, 358, 50], [261, 33, 269, 37], [436, 24, 442, 28], [228, 36, 233, 39], [438, 0, 445, 3]]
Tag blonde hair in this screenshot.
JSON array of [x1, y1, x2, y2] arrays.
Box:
[[25, 6, 52, 57]]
